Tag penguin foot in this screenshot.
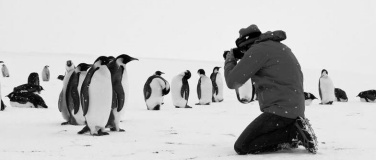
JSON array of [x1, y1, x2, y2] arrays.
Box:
[[195, 103, 201, 105], [110, 128, 125, 132], [78, 126, 90, 134], [61, 122, 70, 125], [185, 105, 192, 108], [96, 130, 109, 136]]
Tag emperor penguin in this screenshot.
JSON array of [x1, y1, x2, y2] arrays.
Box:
[[41, 65, 50, 81], [78, 56, 112, 136], [7, 92, 48, 108], [196, 69, 213, 105], [106, 54, 138, 131], [28, 72, 40, 86], [2, 64, 10, 77], [357, 90, 376, 102], [319, 69, 335, 105], [58, 60, 76, 125], [304, 92, 317, 106], [210, 67, 224, 102], [66, 63, 92, 125], [143, 71, 170, 110], [0, 60, 6, 111], [334, 88, 348, 102], [171, 70, 192, 108], [235, 79, 256, 104]]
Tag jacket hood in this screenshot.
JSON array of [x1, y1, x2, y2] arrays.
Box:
[[255, 30, 286, 44]]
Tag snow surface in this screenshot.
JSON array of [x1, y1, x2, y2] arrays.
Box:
[[1, 53, 376, 160]]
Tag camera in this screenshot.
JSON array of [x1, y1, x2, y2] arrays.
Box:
[[223, 48, 245, 60]]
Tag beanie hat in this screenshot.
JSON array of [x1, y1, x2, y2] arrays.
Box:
[[236, 24, 262, 49]]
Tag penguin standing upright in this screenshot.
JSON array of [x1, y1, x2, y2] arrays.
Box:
[[171, 70, 192, 108], [196, 69, 213, 105], [235, 79, 256, 104], [2, 64, 10, 77], [143, 71, 170, 110], [106, 54, 138, 131], [0, 61, 6, 111], [78, 56, 113, 136], [210, 67, 224, 102], [66, 63, 92, 125], [58, 60, 76, 125], [319, 69, 335, 105], [41, 65, 50, 81]]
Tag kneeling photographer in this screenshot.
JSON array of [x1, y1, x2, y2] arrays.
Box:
[[224, 24, 318, 154]]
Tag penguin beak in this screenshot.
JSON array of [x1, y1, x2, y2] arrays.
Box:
[[0, 61, 3, 63], [131, 57, 139, 61]]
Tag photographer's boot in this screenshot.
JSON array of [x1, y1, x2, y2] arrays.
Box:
[[294, 116, 318, 154]]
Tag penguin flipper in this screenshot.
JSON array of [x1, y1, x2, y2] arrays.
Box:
[[197, 78, 201, 100], [68, 72, 80, 114], [143, 76, 155, 100], [1, 100, 6, 111], [114, 82, 125, 112], [318, 79, 322, 100], [235, 88, 242, 103], [81, 68, 99, 116], [181, 78, 190, 100], [58, 90, 64, 112]]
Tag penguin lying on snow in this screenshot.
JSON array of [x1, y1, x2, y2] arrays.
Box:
[[210, 67, 224, 103], [304, 92, 317, 106], [196, 69, 212, 105], [7, 92, 48, 108], [335, 88, 348, 102], [171, 70, 192, 108], [143, 71, 170, 110], [357, 90, 376, 102]]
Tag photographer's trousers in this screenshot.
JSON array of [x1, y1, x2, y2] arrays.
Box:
[[234, 112, 297, 154]]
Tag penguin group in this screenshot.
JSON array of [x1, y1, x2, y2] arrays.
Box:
[[6, 72, 48, 108], [57, 54, 138, 136]]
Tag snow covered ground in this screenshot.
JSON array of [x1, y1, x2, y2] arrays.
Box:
[[1, 53, 376, 160]]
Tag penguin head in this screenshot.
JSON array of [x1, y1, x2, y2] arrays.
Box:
[[45, 65, 49, 68], [321, 69, 328, 76], [93, 56, 110, 67], [155, 71, 164, 76], [0, 61, 3, 63], [77, 63, 92, 72], [184, 70, 191, 79], [66, 60, 75, 71], [197, 69, 205, 75], [213, 66, 221, 73], [116, 54, 139, 65], [108, 56, 115, 62]]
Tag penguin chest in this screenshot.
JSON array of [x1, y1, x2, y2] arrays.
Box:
[[199, 77, 212, 101], [86, 68, 112, 126], [171, 76, 187, 106]]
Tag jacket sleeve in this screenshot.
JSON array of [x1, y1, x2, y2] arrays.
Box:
[[224, 45, 267, 89]]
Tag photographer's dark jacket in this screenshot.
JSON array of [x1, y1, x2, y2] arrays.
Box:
[[224, 31, 305, 119]]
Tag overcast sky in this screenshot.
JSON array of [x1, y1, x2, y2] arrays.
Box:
[[1, 0, 376, 73]]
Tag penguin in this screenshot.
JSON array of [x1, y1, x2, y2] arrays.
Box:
[[78, 56, 112, 136], [41, 65, 50, 81], [106, 54, 138, 131], [319, 69, 335, 105], [65, 63, 92, 125], [2, 64, 10, 77], [334, 88, 348, 102], [13, 84, 44, 94], [0, 60, 6, 111], [210, 67, 224, 102], [196, 69, 213, 105], [0, 61, 6, 111], [58, 60, 76, 125], [6, 92, 48, 108], [357, 90, 376, 102], [304, 92, 317, 106], [143, 71, 170, 110], [28, 72, 40, 86], [57, 75, 65, 81], [235, 79, 256, 104], [171, 70, 192, 108]]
